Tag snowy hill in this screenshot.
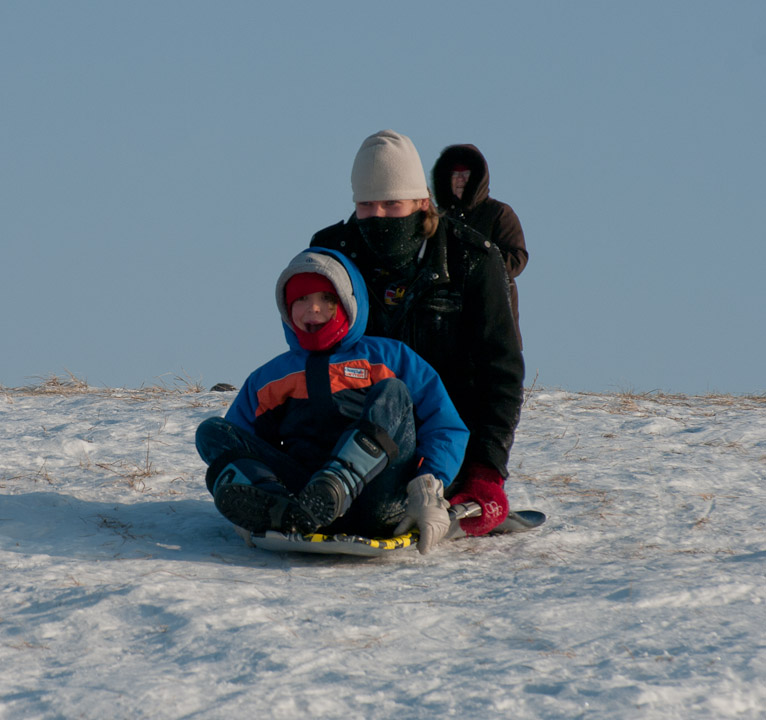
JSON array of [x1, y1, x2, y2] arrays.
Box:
[[1, 379, 765, 719]]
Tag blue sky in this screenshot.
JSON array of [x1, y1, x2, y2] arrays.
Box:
[[2, 1, 764, 394]]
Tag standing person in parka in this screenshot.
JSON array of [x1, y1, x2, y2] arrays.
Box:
[[431, 143, 528, 348], [309, 130, 525, 536], [195, 248, 469, 554]]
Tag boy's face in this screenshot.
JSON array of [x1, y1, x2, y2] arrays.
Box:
[[291, 291, 339, 333], [355, 198, 429, 219]]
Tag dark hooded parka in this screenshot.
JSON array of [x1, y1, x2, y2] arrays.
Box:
[[310, 216, 524, 482], [432, 144, 528, 348]]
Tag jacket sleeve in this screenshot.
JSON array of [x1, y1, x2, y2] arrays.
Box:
[[394, 343, 469, 487], [490, 202, 529, 280], [223, 369, 283, 447], [224, 372, 259, 432], [463, 244, 525, 475]]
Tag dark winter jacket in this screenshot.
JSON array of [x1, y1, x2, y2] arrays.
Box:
[[310, 218, 524, 478], [432, 144, 528, 347], [225, 248, 469, 487]]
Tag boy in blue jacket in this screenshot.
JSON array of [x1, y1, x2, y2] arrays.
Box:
[[196, 248, 469, 554]]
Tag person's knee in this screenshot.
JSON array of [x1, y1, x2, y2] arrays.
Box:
[[196, 416, 227, 443], [195, 416, 237, 464], [364, 378, 413, 423], [375, 377, 411, 403]]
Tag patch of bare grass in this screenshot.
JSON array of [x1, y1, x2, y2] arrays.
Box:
[[3, 370, 207, 400]]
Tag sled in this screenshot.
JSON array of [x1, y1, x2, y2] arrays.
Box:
[[248, 502, 546, 557]]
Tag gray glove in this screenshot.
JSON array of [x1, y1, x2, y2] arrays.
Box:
[[394, 474, 451, 555]]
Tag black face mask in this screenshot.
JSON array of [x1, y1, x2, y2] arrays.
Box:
[[356, 212, 425, 270]]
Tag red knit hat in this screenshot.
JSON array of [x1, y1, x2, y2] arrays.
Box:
[[284, 272, 349, 351], [452, 163, 470, 173], [285, 273, 337, 309]]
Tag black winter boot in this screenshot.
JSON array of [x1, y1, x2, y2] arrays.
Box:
[[297, 429, 390, 531], [210, 455, 307, 534]]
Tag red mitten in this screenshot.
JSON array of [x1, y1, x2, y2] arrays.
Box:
[[449, 463, 509, 535]]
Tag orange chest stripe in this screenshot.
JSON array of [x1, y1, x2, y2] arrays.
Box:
[[255, 371, 308, 417], [255, 361, 398, 416]]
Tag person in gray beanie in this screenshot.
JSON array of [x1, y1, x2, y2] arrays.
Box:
[[310, 130, 526, 537]]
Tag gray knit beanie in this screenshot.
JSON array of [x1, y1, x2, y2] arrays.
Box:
[[351, 130, 429, 203]]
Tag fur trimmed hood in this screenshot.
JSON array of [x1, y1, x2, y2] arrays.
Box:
[[431, 144, 490, 211]]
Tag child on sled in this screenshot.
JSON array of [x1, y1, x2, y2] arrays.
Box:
[[195, 248, 468, 554]]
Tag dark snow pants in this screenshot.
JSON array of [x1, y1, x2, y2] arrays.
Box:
[[195, 378, 417, 535]]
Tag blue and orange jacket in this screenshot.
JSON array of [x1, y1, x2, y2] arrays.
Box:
[[225, 248, 468, 486]]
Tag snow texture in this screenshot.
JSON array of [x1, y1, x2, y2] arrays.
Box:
[[1, 380, 765, 719]]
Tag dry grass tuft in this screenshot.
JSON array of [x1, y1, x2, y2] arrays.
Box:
[[2, 370, 207, 400], [19, 370, 91, 395]]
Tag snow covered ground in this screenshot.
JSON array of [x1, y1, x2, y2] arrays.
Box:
[[1, 378, 765, 719]]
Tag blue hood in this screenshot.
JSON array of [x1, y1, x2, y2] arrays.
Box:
[[275, 247, 369, 353]]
